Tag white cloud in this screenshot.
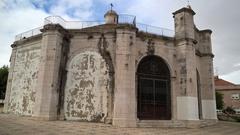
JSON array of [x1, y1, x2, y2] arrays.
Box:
[[221, 70, 240, 84], [125, 0, 175, 28], [234, 63, 240, 67], [49, 0, 93, 21]]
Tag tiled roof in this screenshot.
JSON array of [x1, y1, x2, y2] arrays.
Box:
[[214, 76, 240, 91], [214, 76, 236, 86]]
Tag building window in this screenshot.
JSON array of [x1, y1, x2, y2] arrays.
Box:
[[231, 94, 240, 100]]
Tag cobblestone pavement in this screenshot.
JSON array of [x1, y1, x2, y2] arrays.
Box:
[[0, 114, 239, 135]]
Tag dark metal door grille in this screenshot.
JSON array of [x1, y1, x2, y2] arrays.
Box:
[[137, 56, 171, 120]]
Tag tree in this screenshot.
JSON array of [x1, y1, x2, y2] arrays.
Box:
[[0, 65, 9, 99], [215, 91, 224, 110]]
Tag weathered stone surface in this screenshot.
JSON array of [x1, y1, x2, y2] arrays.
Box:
[[8, 44, 41, 115], [64, 51, 110, 122]]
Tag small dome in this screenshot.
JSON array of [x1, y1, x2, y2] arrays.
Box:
[[104, 10, 118, 17], [104, 10, 118, 24]]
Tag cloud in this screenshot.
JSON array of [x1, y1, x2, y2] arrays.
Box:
[[49, 0, 93, 20], [221, 70, 240, 84], [234, 63, 240, 67], [125, 0, 175, 28]]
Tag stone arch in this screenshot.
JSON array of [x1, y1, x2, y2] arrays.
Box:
[[64, 51, 112, 122], [136, 54, 174, 78], [136, 55, 171, 120]]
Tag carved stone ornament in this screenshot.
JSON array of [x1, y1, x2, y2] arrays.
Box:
[[147, 38, 155, 55]]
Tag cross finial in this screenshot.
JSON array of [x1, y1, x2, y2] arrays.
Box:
[[187, 0, 192, 9], [110, 3, 113, 11]]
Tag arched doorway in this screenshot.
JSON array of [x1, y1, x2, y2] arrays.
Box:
[[137, 56, 171, 120]]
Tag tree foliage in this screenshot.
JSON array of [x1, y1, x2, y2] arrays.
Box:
[[0, 65, 9, 99], [216, 91, 224, 110]]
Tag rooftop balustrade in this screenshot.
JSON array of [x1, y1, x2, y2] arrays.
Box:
[[15, 15, 174, 41]]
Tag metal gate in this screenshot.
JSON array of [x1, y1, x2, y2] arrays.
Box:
[[137, 56, 171, 120]]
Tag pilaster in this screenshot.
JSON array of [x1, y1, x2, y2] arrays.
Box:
[[112, 25, 137, 127], [33, 24, 70, 120], [174, 7, 199, 120]]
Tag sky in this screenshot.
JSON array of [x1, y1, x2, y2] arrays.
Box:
[[0, 0, 239, 84]]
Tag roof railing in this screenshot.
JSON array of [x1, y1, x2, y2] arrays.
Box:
[[44, 16, 105, 29], [15, 26, 43, 41], [15, 15, 174, 41], [118, 14, 136, 26], [136, 23, 175, 37]]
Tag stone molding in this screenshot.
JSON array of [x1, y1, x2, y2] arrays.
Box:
[[195, 50, 214, 58], [175, 38, 198, 45], [173, 7, 196, 16], [41, 24, 73, 40], [12, 34, 42, 48]]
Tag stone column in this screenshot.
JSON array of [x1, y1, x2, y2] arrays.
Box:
[[200, 56, 217, 120], [176, 39, 199, 120], [112, 26, 137, 127], [199, 30, 217, 120], [3, 44, 17, 113], [173, 7, 199, 120], [32, 24, 70, 120]]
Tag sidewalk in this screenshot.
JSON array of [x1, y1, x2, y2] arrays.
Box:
[[0, 114, 239, 135]]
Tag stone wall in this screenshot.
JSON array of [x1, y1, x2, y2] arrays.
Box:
[[8, 41, 41, 115], [64, 51, 110, 122]]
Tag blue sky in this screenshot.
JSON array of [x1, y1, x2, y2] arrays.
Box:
[[0, 0, 240, 84]]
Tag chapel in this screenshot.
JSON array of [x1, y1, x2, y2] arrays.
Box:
[[4, 5, 217, 127]]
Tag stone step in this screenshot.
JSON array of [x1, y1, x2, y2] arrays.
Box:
[[137, 120, 186, 128], [137, 120, 217, 128]]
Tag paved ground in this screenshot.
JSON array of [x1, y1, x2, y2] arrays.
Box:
[[0, 114, 239, 135], [0, 107, 3, 113]]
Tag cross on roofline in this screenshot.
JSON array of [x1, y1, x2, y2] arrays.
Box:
[[110, 3, 113, 11], [186, 0, 192, 9]]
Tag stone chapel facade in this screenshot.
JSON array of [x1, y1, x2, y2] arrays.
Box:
[[4, 6, 217, 127]]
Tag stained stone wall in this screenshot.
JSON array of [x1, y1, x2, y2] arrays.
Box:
[[64, 51, 110, 122], [8, 43, 41, 115]]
